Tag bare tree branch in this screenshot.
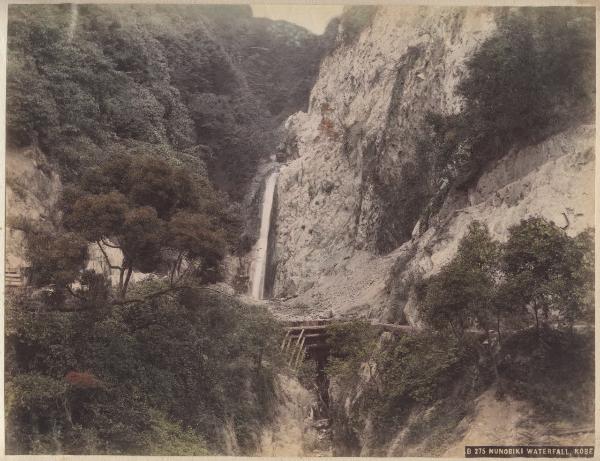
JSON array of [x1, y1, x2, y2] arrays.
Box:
[[100, 238, 121, 249], [66, 285, 85, 301], [95, 241, 122, 271]]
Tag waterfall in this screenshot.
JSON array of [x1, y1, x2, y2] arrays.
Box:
[[67, 3, 78, 43], [250, 170, 278, 299]]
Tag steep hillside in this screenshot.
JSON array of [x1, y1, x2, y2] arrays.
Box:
[[5, 5, 334, 455], [271, 6, 594, 322], [7, 4, 331, 203], [6, 146, 62, 272]]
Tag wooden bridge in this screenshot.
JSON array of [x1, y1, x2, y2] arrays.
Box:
[[280, 319, 417, 369], [281, 319, 331, 368], [5, 267, 25, 288]]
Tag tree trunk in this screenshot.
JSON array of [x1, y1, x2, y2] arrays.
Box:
[[118, 267, 125, 294], [122, 264, 134, 298], [170, 252, 184, 286], [496, 314, 502, 346]]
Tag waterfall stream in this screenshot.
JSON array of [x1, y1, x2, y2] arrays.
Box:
[[250, 170, 278, 299], [67, 3, 78, 42]]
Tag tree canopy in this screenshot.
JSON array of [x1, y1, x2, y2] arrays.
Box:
[[420, 222, 500, 337], [7, 4, 330, 200], [501, 217, 594, 330], [419, 219, 593, 338], [57, 150, 235, 299]]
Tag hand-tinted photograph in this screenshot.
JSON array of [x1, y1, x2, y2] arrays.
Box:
[[4, 3, 595, 457]]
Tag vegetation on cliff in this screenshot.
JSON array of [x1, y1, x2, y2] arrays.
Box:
[[420, 219, 594, 338], [5, 4, 595, 456], [326, 323, 483, 456], [325, 219, 594, 455], [419, 218, 594, 422], [5, 4, 326, 454], [416, 7, 594, 233], [7, 4, 329, 202]]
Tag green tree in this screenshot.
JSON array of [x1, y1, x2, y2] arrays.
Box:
[[502, 218, 593, 331], [416, 7, 595, 214], [61, 151, 230, 300], [5, 282, 283, 455], [420, 222, 500, 338], [24, 227, 89, 298]]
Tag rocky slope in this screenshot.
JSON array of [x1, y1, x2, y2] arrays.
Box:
[[441, 389, 594, 457], [259, 374, 328, 456], [5, 146, 62, 272], [271, 6, 594, 322]]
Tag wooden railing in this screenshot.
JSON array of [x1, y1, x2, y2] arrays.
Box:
[[5, 267, 25, 288], [280, 319, 418, 369]]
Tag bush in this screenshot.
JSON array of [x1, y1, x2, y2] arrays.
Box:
[[5, 283, 285, 454], [326, 320, 378, 384], [498, 328, 594, 422], [7, 3, 326, 201], [339, 6, 378, 44], [416, 7, 595, 221]]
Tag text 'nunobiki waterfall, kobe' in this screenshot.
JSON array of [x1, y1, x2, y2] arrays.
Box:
[[250, 170, 278, 299]]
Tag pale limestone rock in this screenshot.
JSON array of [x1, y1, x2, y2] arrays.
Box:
[[272, 6, 594, 323]]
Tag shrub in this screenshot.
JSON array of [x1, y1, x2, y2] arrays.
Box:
[[417, 7, 595, 220], [498, 328, 594, 422], [327, 330, 483, 455], [326, 320, 378, 384], [5, 283, 285, 455], [339, 6, 378, 44]]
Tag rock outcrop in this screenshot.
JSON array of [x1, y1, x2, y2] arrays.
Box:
[[6, 146, 62, 272], [271, 6, 594, 322]]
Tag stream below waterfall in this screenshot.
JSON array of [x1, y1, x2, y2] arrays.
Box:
[[247, 165, 334, 456]]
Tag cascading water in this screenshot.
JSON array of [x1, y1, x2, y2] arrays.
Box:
[[250, 170, 279, 299], [67, 3, 78, 43]]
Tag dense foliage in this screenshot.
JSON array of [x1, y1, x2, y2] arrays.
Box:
[[417, 218, 594, 422], [7, 4, 330, 200], [326, 320, 377, 385], [6, 283, 284, 455], [5, 4, 328, 454], [420, 218, 594, 338], [420, 222, 500, 336], [417, 7, 594, 231], [21, 147, 239, 305], [63, 150, 237, 297], [326, 326, 483, 456], [327, 219, 593, 455]]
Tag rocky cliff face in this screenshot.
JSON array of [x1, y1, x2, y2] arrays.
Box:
[[271, 6, 594, 322], [6, 146, 62, 272]]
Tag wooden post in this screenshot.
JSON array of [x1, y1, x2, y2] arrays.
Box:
[[289, 329, 304, 366], [280, 330, 290, 351], [294, 336, 306, 369]]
